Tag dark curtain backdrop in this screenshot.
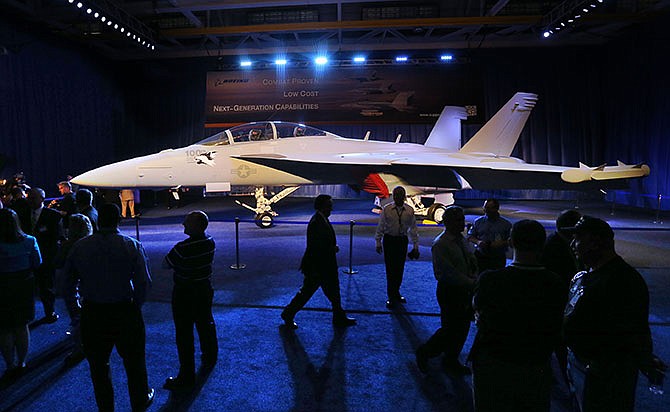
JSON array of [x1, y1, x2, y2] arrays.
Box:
[[0, 20, 123, 198], [1, 15, 667, 208]]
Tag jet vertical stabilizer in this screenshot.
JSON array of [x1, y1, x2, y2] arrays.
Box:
[[424, 106, 468, 151], [459, 92, 538, 156]]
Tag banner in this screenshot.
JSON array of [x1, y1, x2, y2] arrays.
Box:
[[205, 65, 482, 125]]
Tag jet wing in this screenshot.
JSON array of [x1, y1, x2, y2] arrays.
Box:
[[235, 152, 649, 191]]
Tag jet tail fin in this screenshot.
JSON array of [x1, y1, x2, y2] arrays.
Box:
[[424, 106, 468, 151], [459, 92, 538, 156]]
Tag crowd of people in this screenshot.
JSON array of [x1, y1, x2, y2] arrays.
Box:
[[0, 180, 666, 411]]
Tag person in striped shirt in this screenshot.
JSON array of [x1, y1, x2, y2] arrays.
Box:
[[163, 210, 217, 390]]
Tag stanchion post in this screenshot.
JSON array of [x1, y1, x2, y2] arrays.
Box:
[[135, 215, 140, 241], [342, 220, 358, 274], [230, 217, 246, 269], [653, 194, 663, 224]]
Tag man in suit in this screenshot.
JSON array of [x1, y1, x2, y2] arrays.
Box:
[[24, 187, 63, 323], [281, 194, 356, 329]]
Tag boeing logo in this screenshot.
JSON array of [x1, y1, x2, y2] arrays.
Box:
[[215, 79, 250, 86]]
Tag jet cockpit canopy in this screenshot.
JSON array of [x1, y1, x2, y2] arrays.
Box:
[[197, 121, 329, 146]]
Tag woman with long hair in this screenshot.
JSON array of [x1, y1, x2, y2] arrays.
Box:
[[0, 207, 41, 380]]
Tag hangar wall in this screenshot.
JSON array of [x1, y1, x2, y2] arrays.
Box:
[[0, 15, 667, 209]]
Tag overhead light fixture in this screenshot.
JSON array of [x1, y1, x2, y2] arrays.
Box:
[[63, 1, 155, 51], [395, 56, 408, 62], [353, 56, 366, 63], [314, 56, 328, 65], [240, 61, 252, 67], [440, 54, 453, 61], [275, 59, 287, 65], [541, 0, 606, 39]]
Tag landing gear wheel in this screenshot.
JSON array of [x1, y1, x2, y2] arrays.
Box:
[[427, 203, 446, 224], [255, 212, 274, 228]]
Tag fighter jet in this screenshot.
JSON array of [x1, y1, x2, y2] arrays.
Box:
[[72, 92, 650, 228], [340, 91, 416, 113]]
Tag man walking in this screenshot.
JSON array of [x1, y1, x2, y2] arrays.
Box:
[[63, 204, 154, 411], [416, 206, 478, 375], [281, 194, 356, 329]]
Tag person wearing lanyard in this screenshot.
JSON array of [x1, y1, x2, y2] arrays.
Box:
[[375, 186, 419, 309]]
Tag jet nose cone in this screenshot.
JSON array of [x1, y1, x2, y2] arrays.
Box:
[[71, 161, 137, 188], [71, 169, 111, 187]]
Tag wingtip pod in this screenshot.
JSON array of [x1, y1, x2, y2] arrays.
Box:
[[561, 163, 651, 183]]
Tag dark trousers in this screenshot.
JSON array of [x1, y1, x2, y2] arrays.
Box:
[[283, 269, 345, 319], [383, 234, 408, 300], [81, 301, 149, 412], [568, 352, 638, 412], [35, 263, 56, 315], [472, 356, 552, 412], [419, 280, 472, 362], [172, 281, 218, 378]]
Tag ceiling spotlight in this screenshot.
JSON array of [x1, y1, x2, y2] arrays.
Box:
[[395, 56, 408, 62], [314, 56, 328, 65], [275, 59, 287, 65], [68, 0, 74, 3], [240, 61, 252, 67], [353, 56, 366, 63], [120, 27, 124, 32], [101, 16, 106, 22], [440, 54, 453, 61], [93, 12, 99, 18], [107, 20, 112, 26], [114, 24, 118, 29], [86, 8, 92, 14], [543, 31, 551, 38], [76, 2, 82, 8]]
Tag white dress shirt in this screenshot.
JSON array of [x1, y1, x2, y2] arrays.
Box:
[[375, 202, 419, 249]]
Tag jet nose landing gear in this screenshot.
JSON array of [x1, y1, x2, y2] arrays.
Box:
[[235, 186, 300, 229], [255, 212, 274, 228]]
